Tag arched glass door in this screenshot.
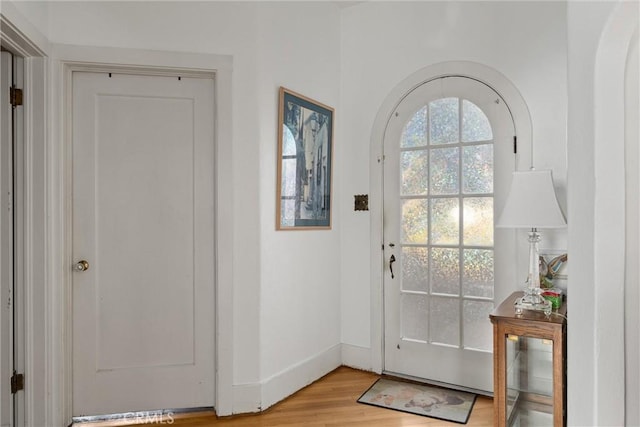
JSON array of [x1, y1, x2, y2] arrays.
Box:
[[383, 76, 516, 392]]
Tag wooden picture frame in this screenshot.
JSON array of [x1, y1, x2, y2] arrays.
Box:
[[276, 87, 334, 230]]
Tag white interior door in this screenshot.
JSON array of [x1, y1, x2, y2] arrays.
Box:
[[383, 76, 516, 392], [72, 71, 215, 416]]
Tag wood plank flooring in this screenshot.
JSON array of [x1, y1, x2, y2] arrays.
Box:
[[78, 366, 493, 427]]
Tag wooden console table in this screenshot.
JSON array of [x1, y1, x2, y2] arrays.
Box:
[[490, 291, 567, 426]]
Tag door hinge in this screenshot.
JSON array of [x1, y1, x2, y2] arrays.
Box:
[[11, 371, 24, 394], [10, 86, 23, 107]]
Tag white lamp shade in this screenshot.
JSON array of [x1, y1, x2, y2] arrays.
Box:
[[496, 170, 567, 229]]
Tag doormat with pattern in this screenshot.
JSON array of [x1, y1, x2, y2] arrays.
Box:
[[357, 377, 477, 424]]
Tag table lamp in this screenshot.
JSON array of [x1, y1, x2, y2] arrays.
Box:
[[496, 169, 567, 313]]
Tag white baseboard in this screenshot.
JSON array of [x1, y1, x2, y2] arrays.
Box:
[[231, 382, 262, 414], [341, 343, 373, 371], [261, 344, 341, 410], [231, 344, 342, 414]]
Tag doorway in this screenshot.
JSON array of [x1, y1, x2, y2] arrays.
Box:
[[382, 76, 517, 392]]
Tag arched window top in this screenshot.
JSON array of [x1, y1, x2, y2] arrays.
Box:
[[401, 105, 427, 148], [462, 99, 492, 142], [401, 98, 493, 148]]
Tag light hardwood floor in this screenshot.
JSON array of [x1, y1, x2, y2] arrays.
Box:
[[78, 366, 493, 427]]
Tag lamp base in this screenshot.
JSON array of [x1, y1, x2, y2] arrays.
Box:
[[514, 292, 552, 316], [513, 228, 553, 316]]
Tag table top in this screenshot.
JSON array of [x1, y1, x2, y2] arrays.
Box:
[[490, 291, 567, 324]]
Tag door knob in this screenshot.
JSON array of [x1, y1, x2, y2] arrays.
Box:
[[74, 260, 89, 272]]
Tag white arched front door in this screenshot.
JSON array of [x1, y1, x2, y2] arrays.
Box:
[[383, 76, 516, 392]]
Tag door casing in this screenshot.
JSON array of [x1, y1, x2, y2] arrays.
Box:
[[0, 12, 48, 425]]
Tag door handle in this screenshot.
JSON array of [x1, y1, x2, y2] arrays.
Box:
[[389, 254, 396, 279], [74, 260, 90, 272]]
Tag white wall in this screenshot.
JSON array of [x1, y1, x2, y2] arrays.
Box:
[[567, 1, 638, 425], [3, 0, 49, 38], [566, 4, 608, 423], [339, 1, 568, 367], [254, 2, 342, 409], [0, 0, 50, 55]]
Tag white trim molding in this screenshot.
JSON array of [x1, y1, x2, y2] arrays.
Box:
[[0, 3, 50, 57], [22, 55, 48, 427], [369, 60, 532, 374], [48, 44, 234, 424], [341, 343, 372, 372], [232, 344, 341, 414]]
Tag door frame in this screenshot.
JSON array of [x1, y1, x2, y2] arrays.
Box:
[[369, 61, 533, 374], [0, 9, 48, 426], [50, 45, 234, 423]]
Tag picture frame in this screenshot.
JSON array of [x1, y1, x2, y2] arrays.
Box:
[[277, 87, 334, 230]]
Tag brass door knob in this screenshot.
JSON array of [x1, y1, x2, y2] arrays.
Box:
[[74, 260, 89, 272]]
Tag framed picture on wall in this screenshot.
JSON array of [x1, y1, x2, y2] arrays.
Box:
[[277, 87, 334, 230]]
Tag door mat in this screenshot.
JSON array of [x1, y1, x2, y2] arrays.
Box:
[[357, 377, 477, 424]]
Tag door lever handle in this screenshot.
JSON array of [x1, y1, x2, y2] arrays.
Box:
[[389, 254, 396, 279]]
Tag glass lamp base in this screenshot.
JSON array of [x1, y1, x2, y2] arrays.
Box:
[[514, 294, 552, 316], [514, 228, 553, 316]]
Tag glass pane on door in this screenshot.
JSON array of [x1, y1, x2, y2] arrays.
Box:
[[399, 97, 495, 352]]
